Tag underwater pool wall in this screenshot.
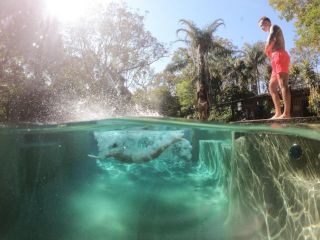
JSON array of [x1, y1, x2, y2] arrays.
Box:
[[0, 130, 98, 237], [226, 132, 320, 239]]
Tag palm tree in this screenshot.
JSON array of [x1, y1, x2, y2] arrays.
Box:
[[242, 42, 267, 94], [176, 19, 225, 119], [222, 57, 249, 89]]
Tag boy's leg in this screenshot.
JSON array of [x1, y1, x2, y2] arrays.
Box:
[[277, 72, 291, 118], [269, 77, 282, 119]]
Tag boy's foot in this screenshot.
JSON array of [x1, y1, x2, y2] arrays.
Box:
[[270, 114, 281, 119], [278, 114, 291, 119]]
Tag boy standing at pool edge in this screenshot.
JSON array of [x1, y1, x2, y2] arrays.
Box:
[[258, 16, 291, 119]]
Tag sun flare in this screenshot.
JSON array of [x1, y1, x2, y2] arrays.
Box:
[[44, 0, 105, 23]]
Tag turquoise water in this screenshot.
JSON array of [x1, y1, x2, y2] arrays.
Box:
[[0, 118, 320, 240]]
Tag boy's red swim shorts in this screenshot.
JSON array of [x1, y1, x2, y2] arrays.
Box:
[[271, 50, 290, 78]]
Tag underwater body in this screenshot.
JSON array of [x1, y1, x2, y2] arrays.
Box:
[[0, 118, 320, 240]]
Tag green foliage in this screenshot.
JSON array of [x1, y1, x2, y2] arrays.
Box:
[[208, 106, 233, 122], [176, 79, 196, 116], [309, 87, 320, 116], [177, 19, 225, 54], [165, 48, 191, 73], [301, 60, 318, 87], [219, 84, 255, 103], [300, 61, 320, 115], [286, 60, 319, 116], [161, 26, 271, 120], [159, 93, 181, 117], [288, 61, 319, 89], [289, 63, 301, 87], [242, 42, 267, 94], [207, 84, 256, 122], [133, 86, 181, 116]]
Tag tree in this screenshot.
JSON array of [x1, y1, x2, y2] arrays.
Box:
[[0, 2, 167, 122], [156, 48, 197, 117], [206, 37, 236, 95], [0, 0, 67, 121], [165, 48, 191, 74], [176, 78, 196, 117], [176, 19, 225, 119], [282, 60, 319, 115], [242, 42, 267, 94], [62, 2, 167, 106], [209, 84, 254, 122], [300, 61, 320, 115], [0, 0, 43, 86]]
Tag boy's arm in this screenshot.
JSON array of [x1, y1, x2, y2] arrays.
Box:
[[264, 43, 273, 58], [265, 25, 277, 57]]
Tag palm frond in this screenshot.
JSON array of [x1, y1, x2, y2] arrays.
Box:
[[178, 19, 199, 32], [176, 19, 200, 44], [205, 19, 225, 35], [176, 28, 193, 37]]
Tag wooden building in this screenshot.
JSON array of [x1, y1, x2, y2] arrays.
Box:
[[226, 87, 311, 121]]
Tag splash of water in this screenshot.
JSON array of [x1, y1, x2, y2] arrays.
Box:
[[51, 98, 160, 123]]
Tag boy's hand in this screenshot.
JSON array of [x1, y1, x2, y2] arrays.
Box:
[[265, 49, 272, 58]]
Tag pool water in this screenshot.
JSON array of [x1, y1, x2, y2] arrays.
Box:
[[0, 118, 319, 240]]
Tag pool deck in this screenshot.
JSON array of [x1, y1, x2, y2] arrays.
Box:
[[232, 116, 320, 124]]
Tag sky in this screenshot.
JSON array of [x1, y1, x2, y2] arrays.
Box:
[[44, 0, 297, 72], [123, 0, 297, 72]]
